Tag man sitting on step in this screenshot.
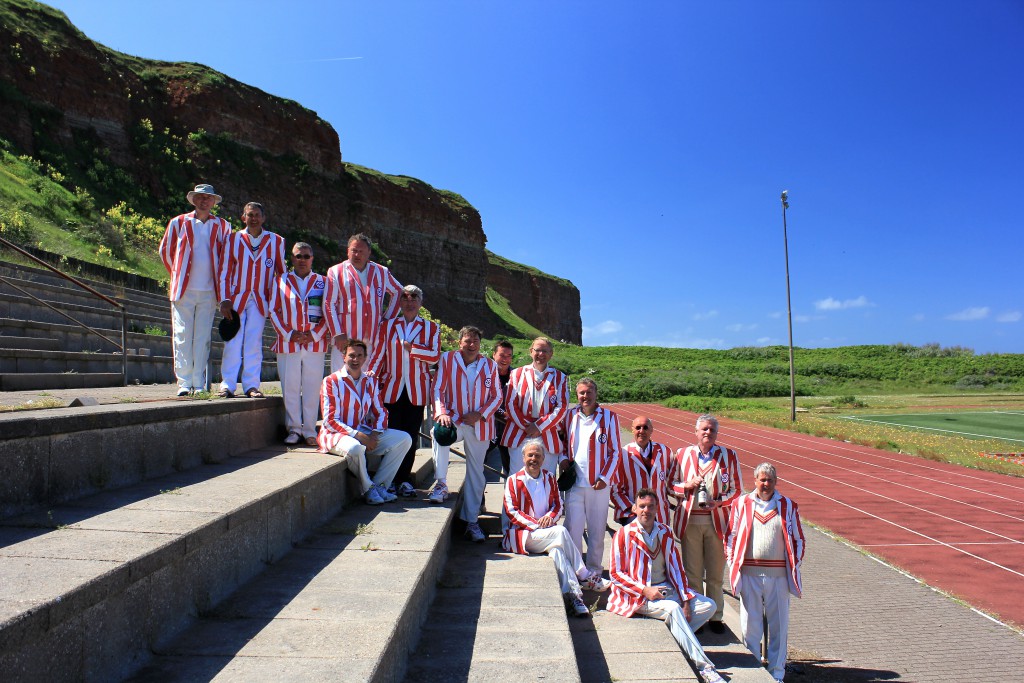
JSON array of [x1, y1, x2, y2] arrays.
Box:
[[608, 488, 724, 683], [503, 439, 610, 618], [318, 340, 411, 505]]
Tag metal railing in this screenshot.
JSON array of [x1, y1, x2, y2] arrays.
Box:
[[0, 235, 128, 386]]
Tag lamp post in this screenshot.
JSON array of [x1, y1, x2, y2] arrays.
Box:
[[781, 190, 796, 422]]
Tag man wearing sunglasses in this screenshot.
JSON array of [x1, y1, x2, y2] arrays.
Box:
[[612, 416, 674, 526]]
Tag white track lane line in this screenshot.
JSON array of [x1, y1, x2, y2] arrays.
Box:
[[838, 415, 1024, 443]]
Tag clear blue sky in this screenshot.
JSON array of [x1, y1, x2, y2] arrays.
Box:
[[44, 1, 1023, 353]]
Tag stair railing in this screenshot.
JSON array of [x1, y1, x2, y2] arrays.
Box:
[[0, 235, 128, 386]]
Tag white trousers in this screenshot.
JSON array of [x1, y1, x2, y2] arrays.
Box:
[[565, 484, 611, 573], [738, 573, 790, 681], [327, 429, 410, 494], [523, 525, 590, 595], [171, 288, 216, 391], [637, 588, 715, 669], [432, 424, 488, 524], [277, 347, 326, 438], [220, 299, 265, 393]]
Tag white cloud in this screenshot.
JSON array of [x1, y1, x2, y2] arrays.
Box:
[[996, 311, 1021, 323], [911, 313, 925, 322], [767, 311, 782, 319], [755, 336, 774, 345], [726, 323, 758, 332], [692, 310, 719, 321], [815, 295, 871, 311], [583, 320, 623, 336], [946, 307, 989, 321]]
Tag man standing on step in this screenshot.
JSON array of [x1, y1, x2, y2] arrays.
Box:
[[726, 462, 805, 683], [430, 325, 501, 543], [159, 183, 231, 396], [608, 489, 723, 683], [611, 416, 674, 526], [218, 201, 286, 398], [503, 440, 610, 618], [367, 284, 440, 498], [318, 340, 411, 505], [670, 414, 742, 634], [560, 377, 620, 576], [269, 242, 327, 447], [324, 233, 402, 373], [501, 337, 569, 476], [489, 339, 514, 477]]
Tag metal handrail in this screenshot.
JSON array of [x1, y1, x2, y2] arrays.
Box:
[[0, 235, 128, 385]]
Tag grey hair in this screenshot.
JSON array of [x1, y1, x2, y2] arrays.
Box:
[[576, 377, 598, 392], [522, 438, 544, 456], [753, 462, 777, 481], [695, 414, 719, 430], [243, 201, 265, 215], [402, 284, 424, 300], [292, 241, 313, 253], [531, 336, 553, 351]]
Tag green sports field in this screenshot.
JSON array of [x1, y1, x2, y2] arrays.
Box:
[[839, 410, 1024, 445]]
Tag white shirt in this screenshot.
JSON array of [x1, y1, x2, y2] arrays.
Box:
[[189, 217, 215, 291], [522, 470, 550, 517], [572, 412, 599, 488]]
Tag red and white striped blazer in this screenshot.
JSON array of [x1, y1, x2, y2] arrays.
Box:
[[726, 492, 805, 598], [608, 520, 695, 617], [323, 260, 402, 343], [432, 351, 502, 441], [611, 441, 674, 522], [502, 468, 562, 554], [670, 444, 743, 542], [223, 230, 286, 315], [317, 368, 389, 453], [158, 212, 231, 302], [560, 405, 621, 487], [366, 316, 440, 405], [499, 366, 570, 453], [268, 271, 329, 354]]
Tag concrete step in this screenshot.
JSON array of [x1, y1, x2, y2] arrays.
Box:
[[0, 274, 168, 319], [0, 260, 168, 309], [0, 371, 124, 391], [0, 395, 282, 518], [127, 449, 454, 683], [0, 444, 349, 682], [402, 463, 582, 683], [0, 335, 60, 351], [0, 290, 166, 337]]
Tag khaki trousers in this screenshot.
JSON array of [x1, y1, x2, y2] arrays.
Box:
[[682, 518, 726, 622]]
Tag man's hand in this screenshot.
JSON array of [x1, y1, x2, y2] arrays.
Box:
[[524, 423, 542, 438], [354, 431, 380, 450], [402, 340, 413, 352], [436, 413, 454, 428], [642, 585, 667, 601], [461, 411, 482, 426], [592, 479, 607, 491], [333, 334, 348, 352], [683, 598, 692, 622], [537, 515, 554, 529], [685, 474, 703, 493], [219, 301, 233, 320]]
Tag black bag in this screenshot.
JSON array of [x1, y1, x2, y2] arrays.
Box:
[[556, 465, 577, 492]]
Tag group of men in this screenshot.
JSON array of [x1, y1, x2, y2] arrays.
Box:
[[159, 183, 806, 683]]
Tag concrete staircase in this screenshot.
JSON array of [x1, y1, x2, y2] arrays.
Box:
[[0, 259, 284, 391]]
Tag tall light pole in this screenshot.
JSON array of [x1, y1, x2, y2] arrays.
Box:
[[781, 190, 796, 422]]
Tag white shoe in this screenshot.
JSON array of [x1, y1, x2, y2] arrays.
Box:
[[581, 572, 611, 592], [377, 484, 398, 502], [569, 593, 590, 618], [428, 481, 449, 504], [700, 665, 724, 683], [398, 482, 417, 498], [284, 432, 301, 445], [464, 522, 486, 543], [364, 486, 385, 505]]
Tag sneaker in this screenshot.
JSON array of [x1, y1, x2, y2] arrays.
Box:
[[377, 484, 398, 502], [464, 522, 486, 543], [428, 481, 449, 504], [700, 665, 724, 683], [398, 482, 417, 498], [284, 432, 301, 445], [364, 486, 385, 505], [569, 593, 590, 618], [176, 388, 190, 397], [581, 572, 611, 592]]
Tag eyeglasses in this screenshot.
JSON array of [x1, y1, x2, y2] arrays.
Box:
[[292, 254, 312, 259], [633, 425, 651, 431]]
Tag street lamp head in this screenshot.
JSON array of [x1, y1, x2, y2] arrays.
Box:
[[780, 189, 789, 209]]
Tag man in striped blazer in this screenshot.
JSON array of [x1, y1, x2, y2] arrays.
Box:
[[218, 201, 286, 398], [560, 377, 621, 575], [159, 183, 231, 396], [323, 233, 402, 373], [269, 242, 328, 446], [500, 336, 570, 475], [430, 326, 502, 542], [318, 340, 411, 505], [503, 440, 610, 618], [726, 463, 805, 683], [611, 416, 674, 526], [366, 284, 441, 497], [670, 414, 743, 633], [608, 489, 722, 683]]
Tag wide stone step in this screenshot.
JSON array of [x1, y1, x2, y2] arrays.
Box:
[[0, 290, 166, 335], [0, 274, 168, 319], [0, 260, 168, 309], [128, 449, 453, 683], [0, 371, 124, 391], [0, 335, 60, 351], [0, 444, 349, 682]]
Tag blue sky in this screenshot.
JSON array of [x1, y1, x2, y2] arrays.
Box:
[[44, 1, 1023, 353]]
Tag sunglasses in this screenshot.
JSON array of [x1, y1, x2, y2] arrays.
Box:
[[292, 254, 312, 259], [633, 425, 651, 431]]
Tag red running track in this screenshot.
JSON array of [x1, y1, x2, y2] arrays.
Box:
[[608, 403, 1024, 628]]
